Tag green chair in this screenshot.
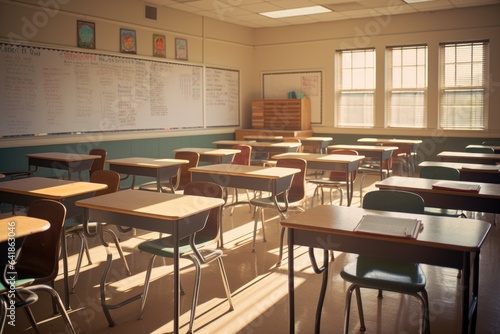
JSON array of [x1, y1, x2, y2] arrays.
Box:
[[341, 190, 429, 334], [419, 166, 467, 218], [137, 181, 233, 333]]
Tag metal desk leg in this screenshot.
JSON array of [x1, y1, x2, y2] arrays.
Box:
[[288, 228, 295, 334]]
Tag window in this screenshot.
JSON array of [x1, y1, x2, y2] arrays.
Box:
[[439, 41, 488, 130], [386, 45, 427, 128], [336, 48, 375, 127]]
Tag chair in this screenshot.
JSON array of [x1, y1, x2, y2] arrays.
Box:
[[358, 151, 393, 204], [229, 145, 253, 215], [139, 151, 200, 193], [137, 181, 233, 333], [88, 148, 107, 178], [341, 190, 429, 334], [249, 158, 307, 264], [307, 149, 359, 207], [419, 166, 467, 218], [261, 138, 303, 167], [465, 146, 495, 153], [4, 199, 76, 333], [65, 170, 131, 293]]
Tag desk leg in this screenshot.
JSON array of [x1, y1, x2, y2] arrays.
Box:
[[462, 252, 472, 334], [61, 229, 70, 310], [308, 248, 329, 334], [345, 167, 351, 206], [173, 223, 180, 334], [288, 228, 295, 334]]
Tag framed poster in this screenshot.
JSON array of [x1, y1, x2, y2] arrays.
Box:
[[175, 38, 188, 60], [77, 20, 95, 49], [120, 28, 136, 54], [153, 34, 166, 58]]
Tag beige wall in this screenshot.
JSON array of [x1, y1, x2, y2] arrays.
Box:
[[1, 0, 499, 145]]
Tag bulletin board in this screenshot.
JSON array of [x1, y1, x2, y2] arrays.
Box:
[[262, 70, 322, 124]]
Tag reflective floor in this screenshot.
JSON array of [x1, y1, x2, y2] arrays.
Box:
[[5, 174, 499, 333]]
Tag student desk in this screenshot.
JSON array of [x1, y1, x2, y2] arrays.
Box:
[[375, 176, 500, 214], [212, 140, 256, 148], [106, 157, 188, 193], [243, 135, 284, 142], [214, 140, 301, 153], [465, 144, 500, 154], [288, 137, 333, 153], [0, 215, 50, 242], [327, 144, 397, 179], [282, 205, 490, 334], [419, 161, 500, 184], [271, 152, 365, 206], [190, 164, 300, 247], [26, 152, 101, 180], [357, 138, 422, 175], [437, 151, 500, 165], [0, 177, 106, 309], [173, 147, 240, 164], [75, 190, 224, 331]]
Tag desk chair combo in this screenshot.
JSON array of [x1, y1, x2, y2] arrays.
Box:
[[250, 158, 307, 265], [137, 181, 233, 333], [1, 199, 76, 333], [341, 190, 429, 334]]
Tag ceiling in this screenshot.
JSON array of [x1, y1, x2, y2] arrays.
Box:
[[145, 0, 500, 28]]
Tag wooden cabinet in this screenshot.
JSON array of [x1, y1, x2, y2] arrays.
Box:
[[252, 97, 311, 130]]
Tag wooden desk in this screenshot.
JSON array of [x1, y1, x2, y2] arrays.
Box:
[[328, 144, 397, 179], [75, 190, 224, 331], [437, 151, 500, 165], [357, 138, 422, 175], [243, 135, 284, 142], [0, 216, 50, 243], [0, 177, 106, 308], [419, 161, 500, 184], [190, 164, 300, 247], [466, 144, 500, 154], [214, 140, 302, 163], [106, 157, 188, 193], [26, 152, 101, 180], [271, 153, 365, 206], [375, 176, 500, 214], [282, 205, 490, 334], [212, 140, 256, 148], [173, 147, 240, 164], [287, 137, 333, 153]]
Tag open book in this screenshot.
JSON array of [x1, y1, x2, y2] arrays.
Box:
[[431, 180, 481, 193], [354, 214, 423, 239]]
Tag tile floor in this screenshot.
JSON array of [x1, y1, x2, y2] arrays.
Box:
[[5, 174, 499, 334]]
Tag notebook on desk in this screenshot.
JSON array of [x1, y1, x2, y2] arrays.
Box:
[[354, 214, 422, 239], [431, 180, 481, 193]]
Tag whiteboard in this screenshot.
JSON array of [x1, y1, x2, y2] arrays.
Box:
[[205, 67, 239, 127], [263, 71, 322, 124], [0, 42, 218, 137]]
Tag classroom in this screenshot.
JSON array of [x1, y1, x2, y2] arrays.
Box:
[[1, 0, 500, 333]]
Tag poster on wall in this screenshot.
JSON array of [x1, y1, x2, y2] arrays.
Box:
[[77, 20, 95, 49], [120, 28, 136, 54]]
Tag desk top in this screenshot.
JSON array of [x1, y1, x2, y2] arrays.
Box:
[[0, 216, 50, 242], [328, 144, 399, 152], [213, 140, 300, 149], [271, 152, 365, 163], [375, 176, 500, 199], [419, 161, 500, 173], [106, 157, 189, 168], [438, 151, 500, 161], [76, 189, 224, 221], [190, 163, 300, 179], [26, 152, 101, 162], [357, 138, 423, 145], [213, 140, 256, 146], [466, 144, 500, 152], [173, 148, 241, 156], [0, 177, 106, 199], [281, 205, 490, 252]]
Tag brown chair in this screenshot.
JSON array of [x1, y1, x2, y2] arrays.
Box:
[[229, 145, 253, 215], [137, 182, 233, 332], [65, 170, 131, 293], [89, 148, 107, 178], [250, 158, 307, 265], [308, 149, 359, 207], [11, 199, 76, 333], [139, 151, 200, 193]]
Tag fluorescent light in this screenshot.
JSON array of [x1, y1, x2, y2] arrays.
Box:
[[260, 6, 331, 19]]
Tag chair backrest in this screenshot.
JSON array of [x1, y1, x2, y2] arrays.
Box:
[[419, 166, 460, 181], [328, 149, 359, 182], [89, 148, 107, 177], [362, 190, 425, 214], [465, 146, 495, 153], [90, 170, 120, 196], [183, 181, 223, 244], [231, 145, 252, 166], [172, 151, 200, 191], [276, 158, 307, 203], [15, 199, 67, 283]]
